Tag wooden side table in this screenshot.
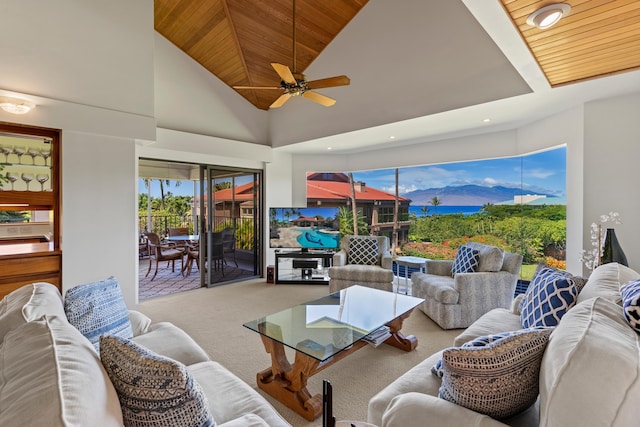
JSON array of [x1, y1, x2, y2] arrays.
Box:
[[394, 256, 428, 295]]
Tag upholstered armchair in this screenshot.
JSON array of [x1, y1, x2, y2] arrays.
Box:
[[328, 235, 394, 293], [411, 242, 523, 329]]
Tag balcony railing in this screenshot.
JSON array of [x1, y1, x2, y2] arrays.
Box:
[[138, 214, 255, 250]]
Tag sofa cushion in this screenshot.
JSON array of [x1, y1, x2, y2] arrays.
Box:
[[621, 279, 640, 332], [0, 316, 123, 426], [465, 242, 504, 272], [539, 297, 640, 426], [348, 237, 379, 265], [453, 307, 522, 346], [451, 246, 480, 276], [520, 267, 578, 328], [577, 262, 639, 305], [132, 321, 211, 366], [0, 282, 65, 342], [438, 327, 552, 419], [100, 335, 214, 427], [64, 276, 133, 352], [328, 264, 394, 282], [189, 361, 292, 426]]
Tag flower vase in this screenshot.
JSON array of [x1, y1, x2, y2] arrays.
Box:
[[601, 228, 628, 267]]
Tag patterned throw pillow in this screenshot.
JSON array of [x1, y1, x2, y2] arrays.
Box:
[[100, 336, 214, 427], [431, 328, 541, 378], [64, 276, 133, 352], [519, 267, 578, 328], [451, 245, 480, 276], [347, 237, 379, 265], [438, 328, 553, 419], [621, 279, 640, 332]]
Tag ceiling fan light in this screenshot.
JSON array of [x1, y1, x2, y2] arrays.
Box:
[[0, 96, 36, 114], [526, 3, 571, 29]]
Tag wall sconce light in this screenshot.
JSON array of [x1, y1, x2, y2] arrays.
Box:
[[526, 3, 571, 29], [0, 96, 36, 114]]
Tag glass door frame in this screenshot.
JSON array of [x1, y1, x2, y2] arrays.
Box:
[[199, 165, 263, 287]]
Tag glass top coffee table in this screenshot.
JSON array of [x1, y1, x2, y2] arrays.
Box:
[[243, 285, 424, 421]]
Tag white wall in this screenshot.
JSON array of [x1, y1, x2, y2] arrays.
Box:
[[583, 92, 640, 272], [62, 133, 138, 305], [0, 0, 154, 117]]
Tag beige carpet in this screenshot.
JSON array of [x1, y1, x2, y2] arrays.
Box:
[[135, 279, 460, 426]]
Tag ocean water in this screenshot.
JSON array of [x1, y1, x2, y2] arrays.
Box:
[[409, 205, 482, 217]]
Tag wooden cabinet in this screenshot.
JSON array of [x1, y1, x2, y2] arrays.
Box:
[[0, 122, 61, 299]]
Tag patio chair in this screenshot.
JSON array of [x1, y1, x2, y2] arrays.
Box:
[[221, 227, 238, 267], [168, 227, 190, 250], [144, 232, 184, 281], [183, 244, 199, 277]]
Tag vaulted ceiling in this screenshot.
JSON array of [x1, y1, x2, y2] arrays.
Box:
[[155, 0, 368, 110], [156, 0, 640, 110], [154, 0, 640, 153]]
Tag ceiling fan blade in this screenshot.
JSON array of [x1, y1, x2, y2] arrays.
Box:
[[270, 94, 292, 108], [233, 85, 282, 90], [271, 63, 297, 85], [305, 75, 351, 90], [302, 91, 336, 107]]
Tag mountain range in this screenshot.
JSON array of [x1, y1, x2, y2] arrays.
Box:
[[403, 185, 555, 206]]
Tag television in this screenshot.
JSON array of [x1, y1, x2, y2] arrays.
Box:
[[269, 207, 341, 251]]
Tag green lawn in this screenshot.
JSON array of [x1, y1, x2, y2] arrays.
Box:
[[520, 264, 537, 281]]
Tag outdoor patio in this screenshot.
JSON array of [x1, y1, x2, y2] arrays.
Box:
[[138, 255, 256, 300]]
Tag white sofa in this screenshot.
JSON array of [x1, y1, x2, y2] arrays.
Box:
[[368, 262, 640, 427], [0, 282, 290, 427]]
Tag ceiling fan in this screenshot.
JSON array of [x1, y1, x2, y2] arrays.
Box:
[[232, 0, 350, 109]]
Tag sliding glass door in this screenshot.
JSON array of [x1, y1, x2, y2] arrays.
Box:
[[199, 166, 262, 287]]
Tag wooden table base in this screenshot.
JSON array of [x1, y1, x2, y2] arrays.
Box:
[[255, 310, 417, 421]]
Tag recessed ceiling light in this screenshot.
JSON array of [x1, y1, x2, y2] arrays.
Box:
[[526, 3, 571, 29], [327, 147, 332, 150], [482, 118, 491, 123], [389, 136, 396, 140]]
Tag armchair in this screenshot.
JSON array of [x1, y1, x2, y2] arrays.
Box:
[[328, 235, 394, 293], [411, 242, 523, 329], [143, 232, 185, 281]]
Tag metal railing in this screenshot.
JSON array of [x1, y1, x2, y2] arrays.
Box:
[[138, 214, 255, 250]]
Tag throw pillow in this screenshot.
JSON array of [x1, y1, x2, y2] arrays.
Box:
[[451, 245, 480, 276], [347, 237, 379, 265], [438, 328, 553, 419], [519, 267, 578, 328], [621, 279, 640, 332], [100, 336, 214, 427], [465, 242, 504, 272], [64, 276, 133, 352]]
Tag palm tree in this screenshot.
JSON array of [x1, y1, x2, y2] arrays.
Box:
[[348, 172, 358, 235], [430, 196, 441, 216], [420, 205, 429, 217]]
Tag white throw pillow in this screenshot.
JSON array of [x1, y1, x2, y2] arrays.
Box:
[[578, 262, 640, 305]]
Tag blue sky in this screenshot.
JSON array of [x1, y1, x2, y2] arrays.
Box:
[[352, 146, 566, 197], [140, 146, 566, 198]]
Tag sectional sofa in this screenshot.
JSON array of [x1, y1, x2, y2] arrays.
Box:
[[0, 281, 290, 426], [368, 262, 640, 426]]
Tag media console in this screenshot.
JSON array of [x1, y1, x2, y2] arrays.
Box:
[[275, 250, 333, 285]]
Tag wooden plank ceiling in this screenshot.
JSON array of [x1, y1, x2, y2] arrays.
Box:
[[155, 0, 640, 111], [155, 0, 367, 110], [500, 0, 640, 86]]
